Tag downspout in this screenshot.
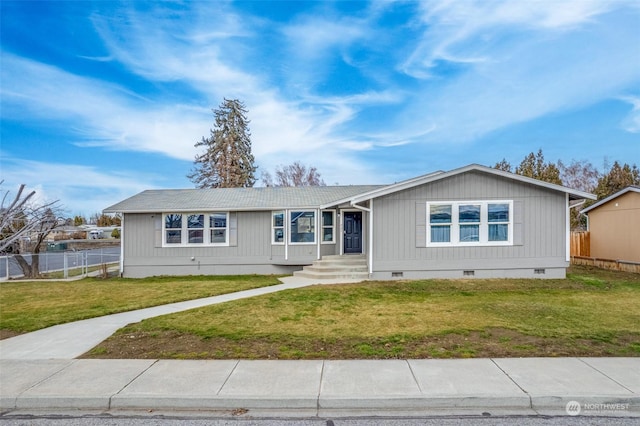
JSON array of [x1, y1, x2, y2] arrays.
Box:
[[119, 213, 124, 276], [284, 209, 289, 261], [567, 198, 587, 262], [350, 201, 373, 275], [565, 193, 570, 262], [316, 208, 321, 260]]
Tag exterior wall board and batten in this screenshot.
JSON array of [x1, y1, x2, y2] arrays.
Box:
[[104, 164, 595, 279], [121, 211, 337, 278], [370, 171, 568, 279]]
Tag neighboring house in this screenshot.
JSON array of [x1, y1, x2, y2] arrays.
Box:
[[45, 225, 86, 241], [104, 164, 595, 279], [581, 186, 640, 263]]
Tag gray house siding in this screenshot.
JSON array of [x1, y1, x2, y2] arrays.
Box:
[[123, 212, 317, 278], [122, 211, 322, 278], [370, 170, 568, 279]]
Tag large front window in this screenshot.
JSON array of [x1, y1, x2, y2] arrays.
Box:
[[290, 210, 315, 244], [163, 212, 228, 246], [427, 201, 513, 246]]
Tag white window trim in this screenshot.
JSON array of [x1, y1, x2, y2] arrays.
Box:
[[162, 212, 229, 247], [289, 209, 316, 245], [426, 200, 513, 247], [272, 211, 285, 245], [321, 210, 336, 244]]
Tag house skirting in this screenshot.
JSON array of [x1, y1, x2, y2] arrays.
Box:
[[370, 267, 566, 280], [121, 263, 301, 279]]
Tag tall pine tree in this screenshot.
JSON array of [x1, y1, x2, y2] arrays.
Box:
[[515, 149, 562, 185], [594, 161, 640, 200], [188, 99, 257, 188]]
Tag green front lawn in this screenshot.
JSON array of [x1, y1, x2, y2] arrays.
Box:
[[84, 266, 640, 359], [0, 275, 281, 336]]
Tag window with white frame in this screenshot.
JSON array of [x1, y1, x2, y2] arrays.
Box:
[[188, 214, 204, 243], [163, 212, 228, 246], [272, 211, 284, 244], [322, 210, 335, 243], [290, 210, 315, 244], [165, 214, 182, 244], [427, 201, 513, 246], [210, 213, 227, 244]]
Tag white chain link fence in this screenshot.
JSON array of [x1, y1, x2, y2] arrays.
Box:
[[0, 248, 120, 281]]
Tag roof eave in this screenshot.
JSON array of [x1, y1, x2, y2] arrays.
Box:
[[104, 205, 324, 214], [347, 164, 595, 203], [581, 186, 640, 214]]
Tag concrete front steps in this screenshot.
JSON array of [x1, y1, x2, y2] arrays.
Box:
[[293, 255, 369, 281]]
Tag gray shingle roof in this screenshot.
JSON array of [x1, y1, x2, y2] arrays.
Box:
[[105, 164, 597, 214], [104, 185, 385, 213]]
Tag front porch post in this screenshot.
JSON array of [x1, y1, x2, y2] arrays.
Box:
[[369, 199, 373, 275]]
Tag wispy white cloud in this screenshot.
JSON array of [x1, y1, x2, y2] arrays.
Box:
[[83, 3, 402, 179], [402, 0, 616, 77], [1, 53, 208, 161], [619, 96, 640, 134], [0, 157, 159, 215], [396, 0, 640, 143]]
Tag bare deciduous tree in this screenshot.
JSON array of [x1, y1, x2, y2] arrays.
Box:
[[262, 162, 326, 187], [1, 182, 62, 277]]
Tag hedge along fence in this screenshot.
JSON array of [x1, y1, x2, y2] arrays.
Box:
[[570, 231, 590, 257], [571, 256, 640, 274]]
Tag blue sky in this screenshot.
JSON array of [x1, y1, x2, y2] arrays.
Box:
[[1, 1, 639, 216]]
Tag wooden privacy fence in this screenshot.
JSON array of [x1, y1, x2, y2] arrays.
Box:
[[570, 231, 640, 273], [572, 256, 640, 274], [570, 231, 590, 257]]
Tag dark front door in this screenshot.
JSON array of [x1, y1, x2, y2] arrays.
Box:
[[343, 212, 362, 254]]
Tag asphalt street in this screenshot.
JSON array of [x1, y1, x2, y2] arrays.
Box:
[[0, 415, 638, 425]]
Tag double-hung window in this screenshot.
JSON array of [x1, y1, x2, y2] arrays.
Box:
[[488, 203, 510, 242], [163, 212, 228, 246], [322, 211, 335, 243], [165, 214, 182, 244], [429, 205, 451, 243], [272, 211, 284, 244], [459, 204, 481, 242], [427, 201, 512, 246], [188, 214, 204, 243], [210, 213, 227, 243]]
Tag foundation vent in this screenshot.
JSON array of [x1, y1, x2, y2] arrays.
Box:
[[534, 268, 546, 275], [391, 272, 403, 278], [463, 270, 475, 277]]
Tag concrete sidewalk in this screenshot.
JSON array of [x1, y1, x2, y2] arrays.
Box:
[[1, 358, 638, 417]]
